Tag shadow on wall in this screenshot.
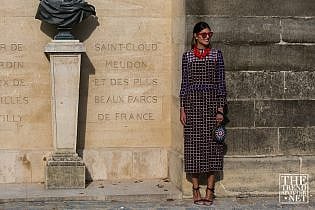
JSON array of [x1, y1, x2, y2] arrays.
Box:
[[39, 16, 99, 42], [74, 17, 99, 183], [77, 52, 95, 158], [72, 16, 100, 41]]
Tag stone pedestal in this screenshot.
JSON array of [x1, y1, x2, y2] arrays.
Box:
[[46, 152, 85, 189], [45, 40, 86, 189]]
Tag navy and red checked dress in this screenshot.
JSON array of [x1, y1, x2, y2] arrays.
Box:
[[180, 48, 227, 173]]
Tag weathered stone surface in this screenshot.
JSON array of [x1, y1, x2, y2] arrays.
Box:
[[226, 101, 254, 127], [45, 41, 86, 52], [284, 71, 315, 99], [186, 0, 315, 16], [0, 0, 174, 18], [0, 0, 187, 184], [46, 152, 85, 189], [46, 41, 84, 152], [186, 16, 280, 44], [224, 70, 315, 101], [0, 0, 37, 17], [0, 151, 18, 183], [84, 16, 172, 56], [301, 156, 315, 193], [0, 0, 313, 197], [82, 148, 168, 180], [282, 18, 315, 43], [255, 100, 315, 127], [226, 72, 256, 99], [15, 152, 49, 183], [15, 153, 32, 183], [46, 165, 85, 189], [25, 151, 50, 183], [47, 152, 84, 165], [83, 123, 170, 148], [210, 44, 315, 71], [169, 1, 186, 192], [220, 157, 300, 193], [171, 96, 184, 153], [181, 173, 194, 197], [226, 71, 284, 99], [225, 128, 279, 155], [0, 17, 52, 150], [279, 127, 315, 155], [0, 150, 52, 184], [87, 1, 172, 18], [133, 149, 168, 179], [168, 150, 183, 190], [82, 150, 133, 180], [79, 15, 173, 149]]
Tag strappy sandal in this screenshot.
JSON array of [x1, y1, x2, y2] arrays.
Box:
[[203, 187, 215, 206], [192, 186, 203, 205]]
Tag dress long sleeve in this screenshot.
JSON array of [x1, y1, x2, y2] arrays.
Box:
[[179, 52, 188, 108], [215, 50, 227, 108], [181, 49, 225, 173]]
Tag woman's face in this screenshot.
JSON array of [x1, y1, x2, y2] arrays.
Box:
[[195, 28, 212, 48]]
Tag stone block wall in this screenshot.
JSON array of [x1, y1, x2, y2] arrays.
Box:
[[0, 0, 313, 198], [185, 0, 315, 195], [0, 0, 53, 183], [0, 0, 185, 184]]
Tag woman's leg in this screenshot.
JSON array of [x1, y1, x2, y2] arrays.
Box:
[[191, 173, 203, 204], [207, 172, 215, 189], [204, 172, 216, 205]]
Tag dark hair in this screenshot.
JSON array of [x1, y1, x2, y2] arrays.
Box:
[[191, 21, 212, 49]]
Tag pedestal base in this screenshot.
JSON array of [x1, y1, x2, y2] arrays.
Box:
[[45, 152, 85, 189]]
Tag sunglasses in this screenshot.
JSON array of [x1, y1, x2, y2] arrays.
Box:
[[197, 32, 213, 38]]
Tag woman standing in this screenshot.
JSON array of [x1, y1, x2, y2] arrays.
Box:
[[180, 22, 227, 206]]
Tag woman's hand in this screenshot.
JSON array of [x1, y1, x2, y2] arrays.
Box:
[[180, 108, 186, 126], [216, 113, 223, 124], [216, 108, 224, 124]]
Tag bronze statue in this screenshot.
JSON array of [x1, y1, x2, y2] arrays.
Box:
[[35, 0, 96, 39]]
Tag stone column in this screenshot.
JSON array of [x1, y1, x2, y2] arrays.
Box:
[[44, 40, 85, 189]]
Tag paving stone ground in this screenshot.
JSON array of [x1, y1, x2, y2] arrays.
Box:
[[0, 179, 313, 210], [1, 197, 314, 210]]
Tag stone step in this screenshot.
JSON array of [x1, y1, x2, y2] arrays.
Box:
[[0, 179, 182, 203]]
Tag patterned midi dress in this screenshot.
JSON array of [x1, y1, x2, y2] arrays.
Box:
[[180, 48, 227, 173]]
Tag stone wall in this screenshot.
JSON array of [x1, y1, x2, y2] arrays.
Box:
[[0, 0, 52, 183], [184, 0, 315, 195], [0, 0, 313, 198], [0, 0, 185, 184], [75, 0, 176, 181]]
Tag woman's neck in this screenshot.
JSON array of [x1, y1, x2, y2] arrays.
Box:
[[196, 43, 207, 49]]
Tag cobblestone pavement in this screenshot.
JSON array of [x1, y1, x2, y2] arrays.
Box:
[[1, 197, 314, 210]]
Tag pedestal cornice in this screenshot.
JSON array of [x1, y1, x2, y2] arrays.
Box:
[[45, 40, 86, 53]]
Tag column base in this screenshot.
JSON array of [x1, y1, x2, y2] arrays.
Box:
[[45, 152, 85, 189]]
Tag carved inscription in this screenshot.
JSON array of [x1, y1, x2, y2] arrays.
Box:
[[0, 61, 23, 69], [0, 43, 24, 69], [93, 78, 158, 87], [0, 79, 26, 87], [0, 114, 22, 122], [0, 43, 23, 52], [0, 43, 27, 128], [95, 95, 158, 104], [97, 112, 154, 121], [93, 41, 161, 123], [104, 60, 147, 70], [95, 42, 158, 52], [0, 96, 29, 104], [0, 114, 23, 130]]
